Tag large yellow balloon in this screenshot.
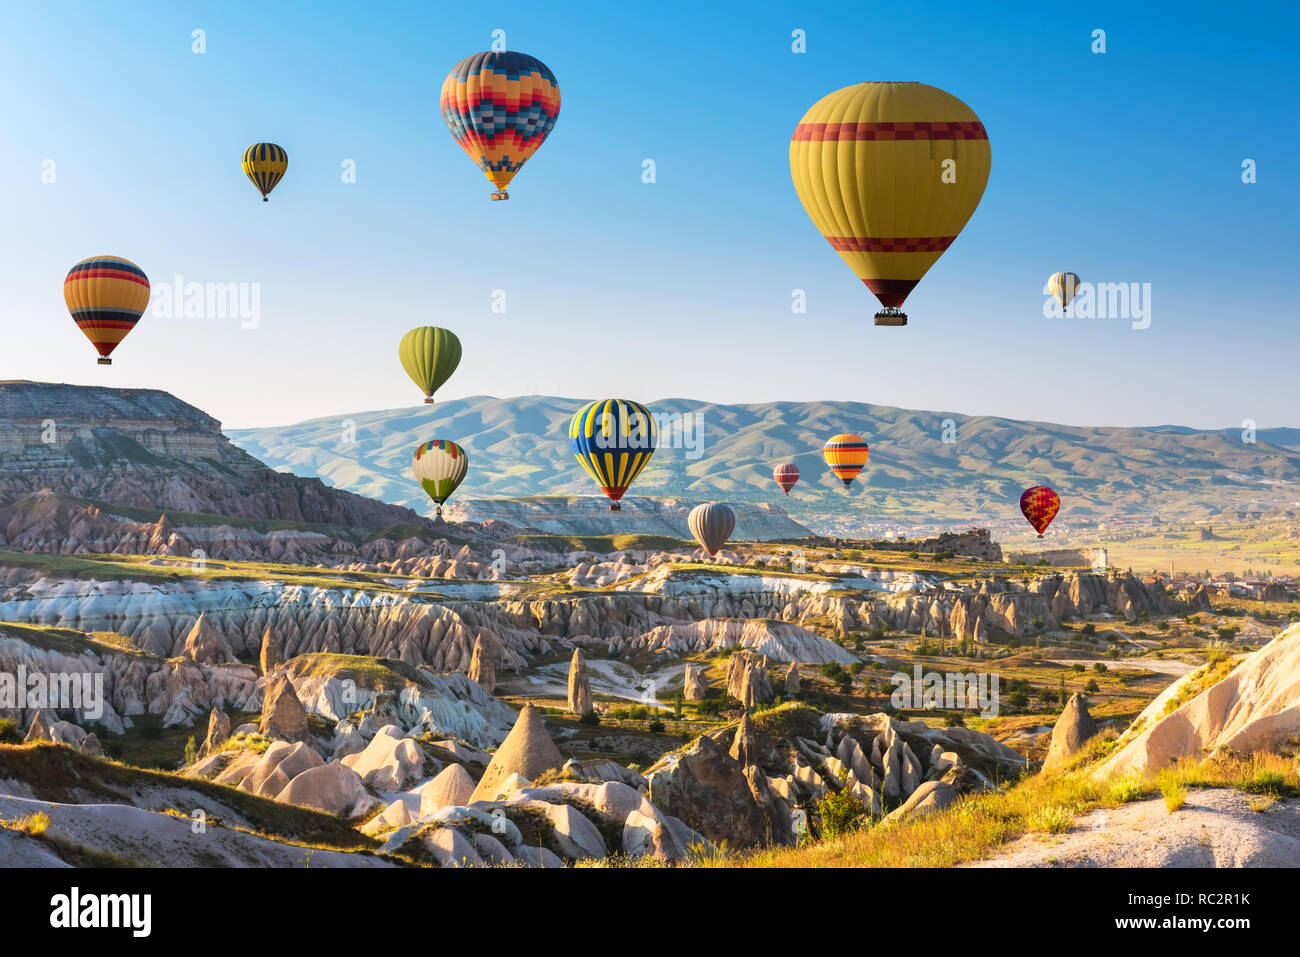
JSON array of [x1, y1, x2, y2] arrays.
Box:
[[790, 82, 990, 326]]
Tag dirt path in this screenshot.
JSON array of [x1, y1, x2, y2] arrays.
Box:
[[966, 789, 1300, 867]]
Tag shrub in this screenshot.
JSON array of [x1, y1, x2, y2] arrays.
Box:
[[647, 719, 665, 734], [1161, 779, 1187, 812], [1081, 623, 1096, 636], [1093, 662, 1108, 673], [817, 790, 869, 839], [0, 719, 21, 744], [184, 735, 197, 766], [1084, 679, 1100, 694], [1071, 664, 1085, 672], [1028, 804, 1073, 834], [578, 711, 601, 727]]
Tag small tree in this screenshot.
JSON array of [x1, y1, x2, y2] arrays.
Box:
[[184, 735, 198, 766]]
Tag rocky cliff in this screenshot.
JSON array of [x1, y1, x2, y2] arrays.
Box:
[[0, 381, 427, 529]]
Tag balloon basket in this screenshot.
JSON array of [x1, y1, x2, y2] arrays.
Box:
[[491, 191, 509, 201], [423, 397, 434, 404], [263, 197, 269, 203], [874, 309, 907, 326], [609, 504, 621, 512], [97, 357, 112, 365]]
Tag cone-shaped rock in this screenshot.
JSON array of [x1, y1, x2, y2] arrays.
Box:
[[198, 708, 231, 758], [683, 663, 709, 701], [469, 634, 496, 693], [567, 648, 593, 716], [1044, 693, 1100, 773], [729, 712, 757, 767], [259, 626, 285, 674], [470, 703, 565, 803], [182, 613, 235, 665], [785, 663, 801, 695], [260, 674, 311, 743]]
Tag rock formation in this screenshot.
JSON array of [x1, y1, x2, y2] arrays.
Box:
[[567, 648, 593, 716], [726, 650, 773, 706], [468, 634, 495, 692], [470, 703, 565, 803], [1043, 694, 1100, 773], [1098, 623, 1300, 779], [683, 663, 708, 701], [785, 662, 801, 695], [260, 674, 311, 743], [181, 613, 236, 665], [259, 627, 285, 674], [198, 708, 231, 759]]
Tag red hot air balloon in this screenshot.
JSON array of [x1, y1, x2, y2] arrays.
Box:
[[1020, 486, 1061, 538], [773, 463, 800, 496], [688, 503, 736, 557]]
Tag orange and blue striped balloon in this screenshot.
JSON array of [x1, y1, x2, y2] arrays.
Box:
[[569, 399, 656, 511], [823, 434, 870, 488], [63, 256, 150, 365], [242, 143, 288, 201], [441, 51, 560, 200]]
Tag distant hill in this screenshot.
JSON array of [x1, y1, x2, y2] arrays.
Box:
[[0, 381, 430, 529], [228, 395, 1300, 533]]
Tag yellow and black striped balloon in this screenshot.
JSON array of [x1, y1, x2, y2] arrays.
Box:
[[242, 143, 288, 201]]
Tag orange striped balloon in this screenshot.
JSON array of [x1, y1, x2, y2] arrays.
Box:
[[63, 256, 150, 365], [823, 434, 869, 488]]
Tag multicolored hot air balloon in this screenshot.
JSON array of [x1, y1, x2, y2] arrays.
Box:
[[688, 502, 736, 558], [63, 256, 150, 365], [441, 51, 560, 201], [242, 143, 288, 201], [412, 439, 469, 516], [823, 434, 870, 488], [399, 327, 462, 404], [1020, 486, 1061, 538], [773, 463, 800, 496], [1048, 272, 1082, 313], [569, 399, 656, 511], [790, 82, 991, 326]]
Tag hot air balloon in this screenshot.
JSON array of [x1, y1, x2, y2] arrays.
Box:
[[399, 327, 462, 404], [569, 399, 656, 511], [1048, 272, 1082, 313], [823, 434, 869, 488], [688, 502, 736, 558], [412, 439, 469, 516], [773, 463, 800, 496], [790, 82, 991, 326], [242, 143, 288, 201], [1020, 486, 1061, 538], [441, 51, 560, 201], [63, 256, 150, 365]]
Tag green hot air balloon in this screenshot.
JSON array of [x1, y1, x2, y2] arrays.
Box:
[[399, 327, 462, 404], [413, 439, 469, 516]]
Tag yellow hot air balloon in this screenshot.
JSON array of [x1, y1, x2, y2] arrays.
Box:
[[790, 83, 991, 326], [1048, 272, 1082, 312]]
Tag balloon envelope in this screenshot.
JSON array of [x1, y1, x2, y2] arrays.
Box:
[[790, 82, 990, 320], [1048, 272, 1082, 310], [823, 434, 869, 488], [242, 143, 288, 200], [63, 256, 150, 364], [569, 399, 656, 509], [399, 327, 462, 403], [1020, 485, 1061, 537], [412, 439, 469, 514], [688, 502, 736, 557], [441, 51, 560, 197], [773, 463, 800, 495]]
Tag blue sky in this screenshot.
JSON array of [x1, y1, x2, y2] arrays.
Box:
[[0, 0, 1295, 431]]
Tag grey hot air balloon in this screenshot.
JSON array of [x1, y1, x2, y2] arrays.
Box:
[[688, 502, 736, 557]]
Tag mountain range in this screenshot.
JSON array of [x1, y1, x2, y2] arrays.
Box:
[[229, 395, 1300, 535]]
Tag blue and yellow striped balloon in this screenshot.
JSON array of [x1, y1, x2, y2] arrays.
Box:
[[569, 399, 656, 511], [242, 143, 288, 201]]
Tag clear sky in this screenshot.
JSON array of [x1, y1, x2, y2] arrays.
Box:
[[1, 0, 1295, 431]]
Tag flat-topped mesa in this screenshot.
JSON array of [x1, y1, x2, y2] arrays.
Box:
[[0, 381, 434, 528]]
